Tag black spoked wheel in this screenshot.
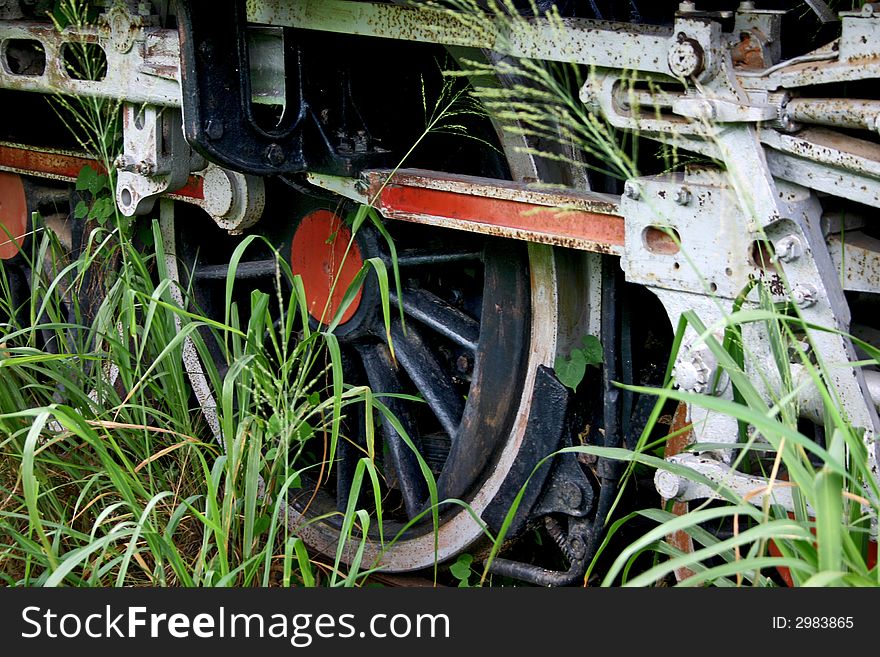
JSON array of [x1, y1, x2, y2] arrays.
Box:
[[289, 214, 533, 540], [169, 182, 566, 570]]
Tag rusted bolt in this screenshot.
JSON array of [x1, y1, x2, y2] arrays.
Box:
[[134, 160, 155, 176], [456, 354, 473, 374], [265, 143, 285, 166], [774, 235, 803, 263], [204, 119, 224, 141], [624, 181, 641, 201], [113, 154, 131, 171], [791, 283, 819, 308], [560, 481, 583, 510], [668, 35, 705, 78], [673, 186, 692, 206]]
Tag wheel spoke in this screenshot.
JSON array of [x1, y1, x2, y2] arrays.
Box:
[[396, 250, 482, 267], [358, 341, 428, 519], [389, 288, 479, 352], [194, 258, 279, 281], [390, 319, 464, 441]]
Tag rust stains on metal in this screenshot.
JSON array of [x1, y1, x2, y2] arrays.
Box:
[[732, 33, 766, 69], [663, 402, 696, 583], [363, 168, 624, 255], [0, 141, 204, 201], [0, 141, 103, 181]]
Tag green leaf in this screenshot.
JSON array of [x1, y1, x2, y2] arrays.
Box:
[[814, 466, 844, 575], [450, 553, 473, 581], [555, 349, 586, 391], [88, 173, 109, 196], [297, 421, 313, 442], [75, 165, 96, 191], [580, 334, 604, 365], [253, 515, 271, 538], [74, 200, 89, 219], [136, 220, 155, 248]]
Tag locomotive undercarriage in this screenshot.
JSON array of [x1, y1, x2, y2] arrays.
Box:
[[2, 0, 880, 583]]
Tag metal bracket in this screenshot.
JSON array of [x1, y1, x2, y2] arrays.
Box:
[[487, 454, 598, 586], [481, 366, 604, 586], [115, 104, 194, 216], [174, 0, 388, 176]]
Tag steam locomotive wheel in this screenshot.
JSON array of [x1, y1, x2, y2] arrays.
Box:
[[166, 33, 589, 571], [171, 192, 571, 572]]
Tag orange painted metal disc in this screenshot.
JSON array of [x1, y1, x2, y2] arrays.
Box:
[[290, 209, 364, 325], [0, 172, 27, 260]]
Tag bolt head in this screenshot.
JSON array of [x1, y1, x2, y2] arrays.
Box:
[[624, 182, 641, 201], [202, 167, 235, 218], [560, 481, 583, 510], [204, 119, 224, 141], [774, 235, 803, 263], [791, 283, 819, 308], [568, 537, 586, 560], [673, 186, 692, 206], [668, 37, 705, 78], [265, 143, 285, 167], [456, 354, 473, 374], [655, 470, 684, 500], [673, 359, 709, 394]]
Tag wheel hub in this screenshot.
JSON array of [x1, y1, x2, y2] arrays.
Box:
[[0, 172, 27, 261], [289, 209, 364, 326]]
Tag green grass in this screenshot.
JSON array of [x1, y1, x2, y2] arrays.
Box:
[[0, 209, 434, 586], [2, 0, 878, 588]]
